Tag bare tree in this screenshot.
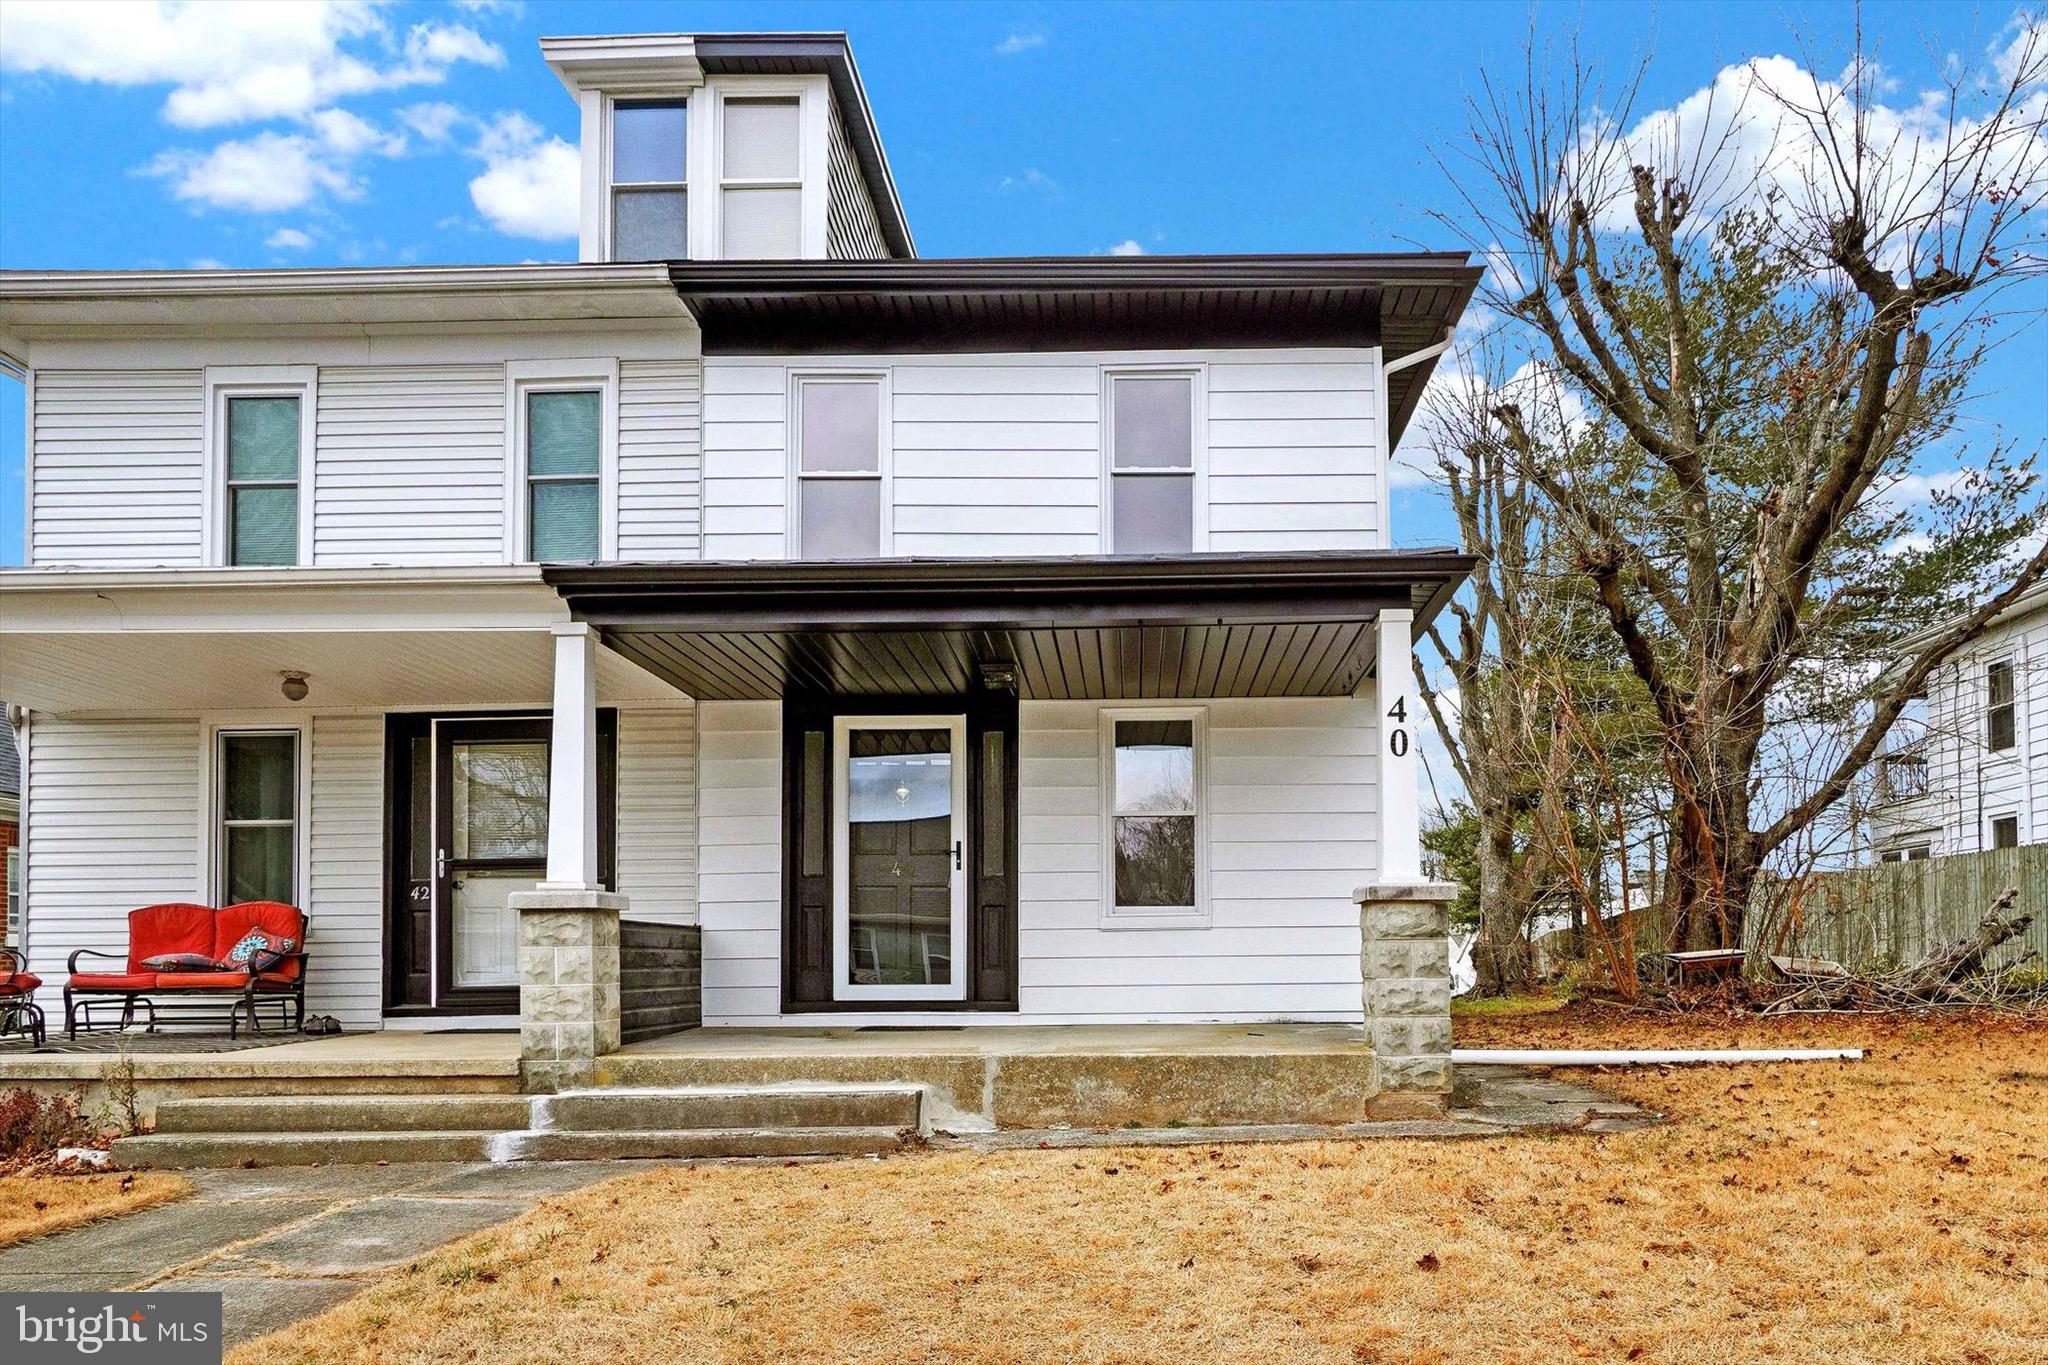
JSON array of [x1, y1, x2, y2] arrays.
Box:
[[1431, 20, 2048, 948]]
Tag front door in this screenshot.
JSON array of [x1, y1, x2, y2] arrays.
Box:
[[434, 717, 551, 1011], [832, 715, 968, 1002]]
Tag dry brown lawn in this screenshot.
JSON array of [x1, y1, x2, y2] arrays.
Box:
[[0, 1167, 190, 1247], [237, 1008, 2047, 1365]]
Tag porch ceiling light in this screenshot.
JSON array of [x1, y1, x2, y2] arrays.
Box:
[[280, 671, 310, 702], [979, 661, 1018, 692]]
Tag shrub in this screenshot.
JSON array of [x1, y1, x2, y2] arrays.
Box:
[[0, 1087, 97, 1162]]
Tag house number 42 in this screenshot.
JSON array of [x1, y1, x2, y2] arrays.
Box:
[[1386, 696, 1409, 757]]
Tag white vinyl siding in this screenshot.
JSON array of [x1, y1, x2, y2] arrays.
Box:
[[22, 717, 204, 1015], [702, 350, 1382, 559], [696, 701, 785, 1023], [615, 706, 699, 924], [29, 369, 206, 568], [305, 714, 384, 1030], [617, 358, 704, 559], [826, 106, 888, 259], [312, 365, 507, 565], [693, 694, 1377, 1026]]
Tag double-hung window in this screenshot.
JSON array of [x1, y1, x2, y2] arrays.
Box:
[[720, 97, 802, 258], [218, 731, 298, 905], [226, 396, 302, 566], [1107, 372, 1198, 554], [793, 376, 884, 559], [1101, 708, 1207, 925], [1986, 660, 2016, 752], [610, 100, 687, 260], [524, 389, 602, 563]]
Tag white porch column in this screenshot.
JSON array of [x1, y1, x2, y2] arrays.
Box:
[[541, 622, 601, 891], [1375, 607, 1422, 882]]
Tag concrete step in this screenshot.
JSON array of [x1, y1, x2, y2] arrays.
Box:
[[152, 1093, 533, 1135], [536, 1086, 922, 1133], [113, 1130, 497, 1168], [505, 1126, 909, 1161]]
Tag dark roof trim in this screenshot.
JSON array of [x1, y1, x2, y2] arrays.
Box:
[[692, 34, 914, 257], [546, 549, 1474, 634], [667, 253, 1479, 295]]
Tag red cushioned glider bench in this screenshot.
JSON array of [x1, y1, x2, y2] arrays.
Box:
[[64, 902, 311, 1040]]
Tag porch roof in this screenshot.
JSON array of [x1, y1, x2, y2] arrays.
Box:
[[545, 549, 1472, 701]]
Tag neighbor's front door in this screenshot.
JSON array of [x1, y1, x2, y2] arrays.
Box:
[[832, 715, 969, 1002], [434, 717, 551, 1011]]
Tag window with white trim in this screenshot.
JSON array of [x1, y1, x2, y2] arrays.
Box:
[[524, 388, 602, 563], [225, 395, 302, 566], [1101, 708, 1207, 925], [793, 375, 884, 559], [1989, 814, 2020, 850], [217, 731, 298, 905], [720, 96, 802, 258], [610, 99, 687, 261], [1986, 659, 2016, 752], [1106, 372, 1197, 554]]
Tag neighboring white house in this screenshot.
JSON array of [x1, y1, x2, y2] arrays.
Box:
[[1869, 580, 2046, 860], [0, 32, 1476, 1035]]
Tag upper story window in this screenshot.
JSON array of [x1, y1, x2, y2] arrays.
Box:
[[226, 396, 302, 566], [720, 97, 802, 258], [526, 390, 602, 562], [1106, 372, 1198, 554], [1989, 814, 2020, 849], [1986, 659, 2016, 752], [610, 100, 687, 260], [793, 375, 884, 559]]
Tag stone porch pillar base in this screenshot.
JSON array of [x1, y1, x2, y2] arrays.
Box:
[[1356, 881, 1458, 1118], [512, 889, 628, 1093]]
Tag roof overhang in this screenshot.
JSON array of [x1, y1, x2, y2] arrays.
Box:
[[0, 264, 691, 342], [1890, 576, 2048, 658], [545, 550, 1473, 701], [666, 254, 1481, 447], [541, 31, 913, 258]]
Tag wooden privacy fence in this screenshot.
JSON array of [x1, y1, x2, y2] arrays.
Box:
[[1747, 845, 2048, 972]]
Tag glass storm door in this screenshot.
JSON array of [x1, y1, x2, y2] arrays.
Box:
[[832, 715, 969, 1002], [434, 718, 550, 1002]]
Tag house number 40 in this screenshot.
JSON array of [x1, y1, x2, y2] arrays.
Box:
[[1386, 696, 1410, 757]]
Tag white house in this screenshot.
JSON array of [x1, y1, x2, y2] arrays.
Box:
[[0, 34, 1474, 1093], [1869, 580, 2045, 860]]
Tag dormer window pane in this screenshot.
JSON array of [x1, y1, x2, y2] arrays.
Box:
[[612, 102, 686, 183], [610, 100, 686, 260], [722, 97, 800, 259]]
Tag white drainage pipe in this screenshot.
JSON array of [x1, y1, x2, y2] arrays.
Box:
[[1452, 1047, 1863, 1066]]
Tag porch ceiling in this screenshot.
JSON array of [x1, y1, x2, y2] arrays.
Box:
[[546, 550, 1473, 702]]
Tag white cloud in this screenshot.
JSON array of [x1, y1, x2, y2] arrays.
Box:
[[398, 101, 466, 145], [306, 107, 405, 157], [467, 113, 579, 240], [145, 132, 359, 213], [265, 226, 315, 250], [0, 1, 502, 129], [995, 31, 1047, 56], [998, 167, 1060, 195], [1105, 239, 1146, 256]]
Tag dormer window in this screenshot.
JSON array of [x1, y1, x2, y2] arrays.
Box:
[[720, 97, 802, 258], [610, 100, 687, 261]]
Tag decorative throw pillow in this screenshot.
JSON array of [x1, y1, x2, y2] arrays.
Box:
[[217, 929, 297, 974], [141, 952, 219, 973]]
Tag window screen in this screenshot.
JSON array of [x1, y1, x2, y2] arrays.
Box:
[[1108, 375, 1194, 553], [527, 390, 600, 562], [226, 396, 300, 566], [721, 97, 801, 258], [1990, 815, 2020, 850], [611, 100, 686, 260], [795, 379, 882, 559]]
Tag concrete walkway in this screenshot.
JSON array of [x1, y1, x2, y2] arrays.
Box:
[[0, 1161, 643, 1349]]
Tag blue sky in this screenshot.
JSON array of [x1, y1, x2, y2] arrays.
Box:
[[1, 0, 2043, 567]]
